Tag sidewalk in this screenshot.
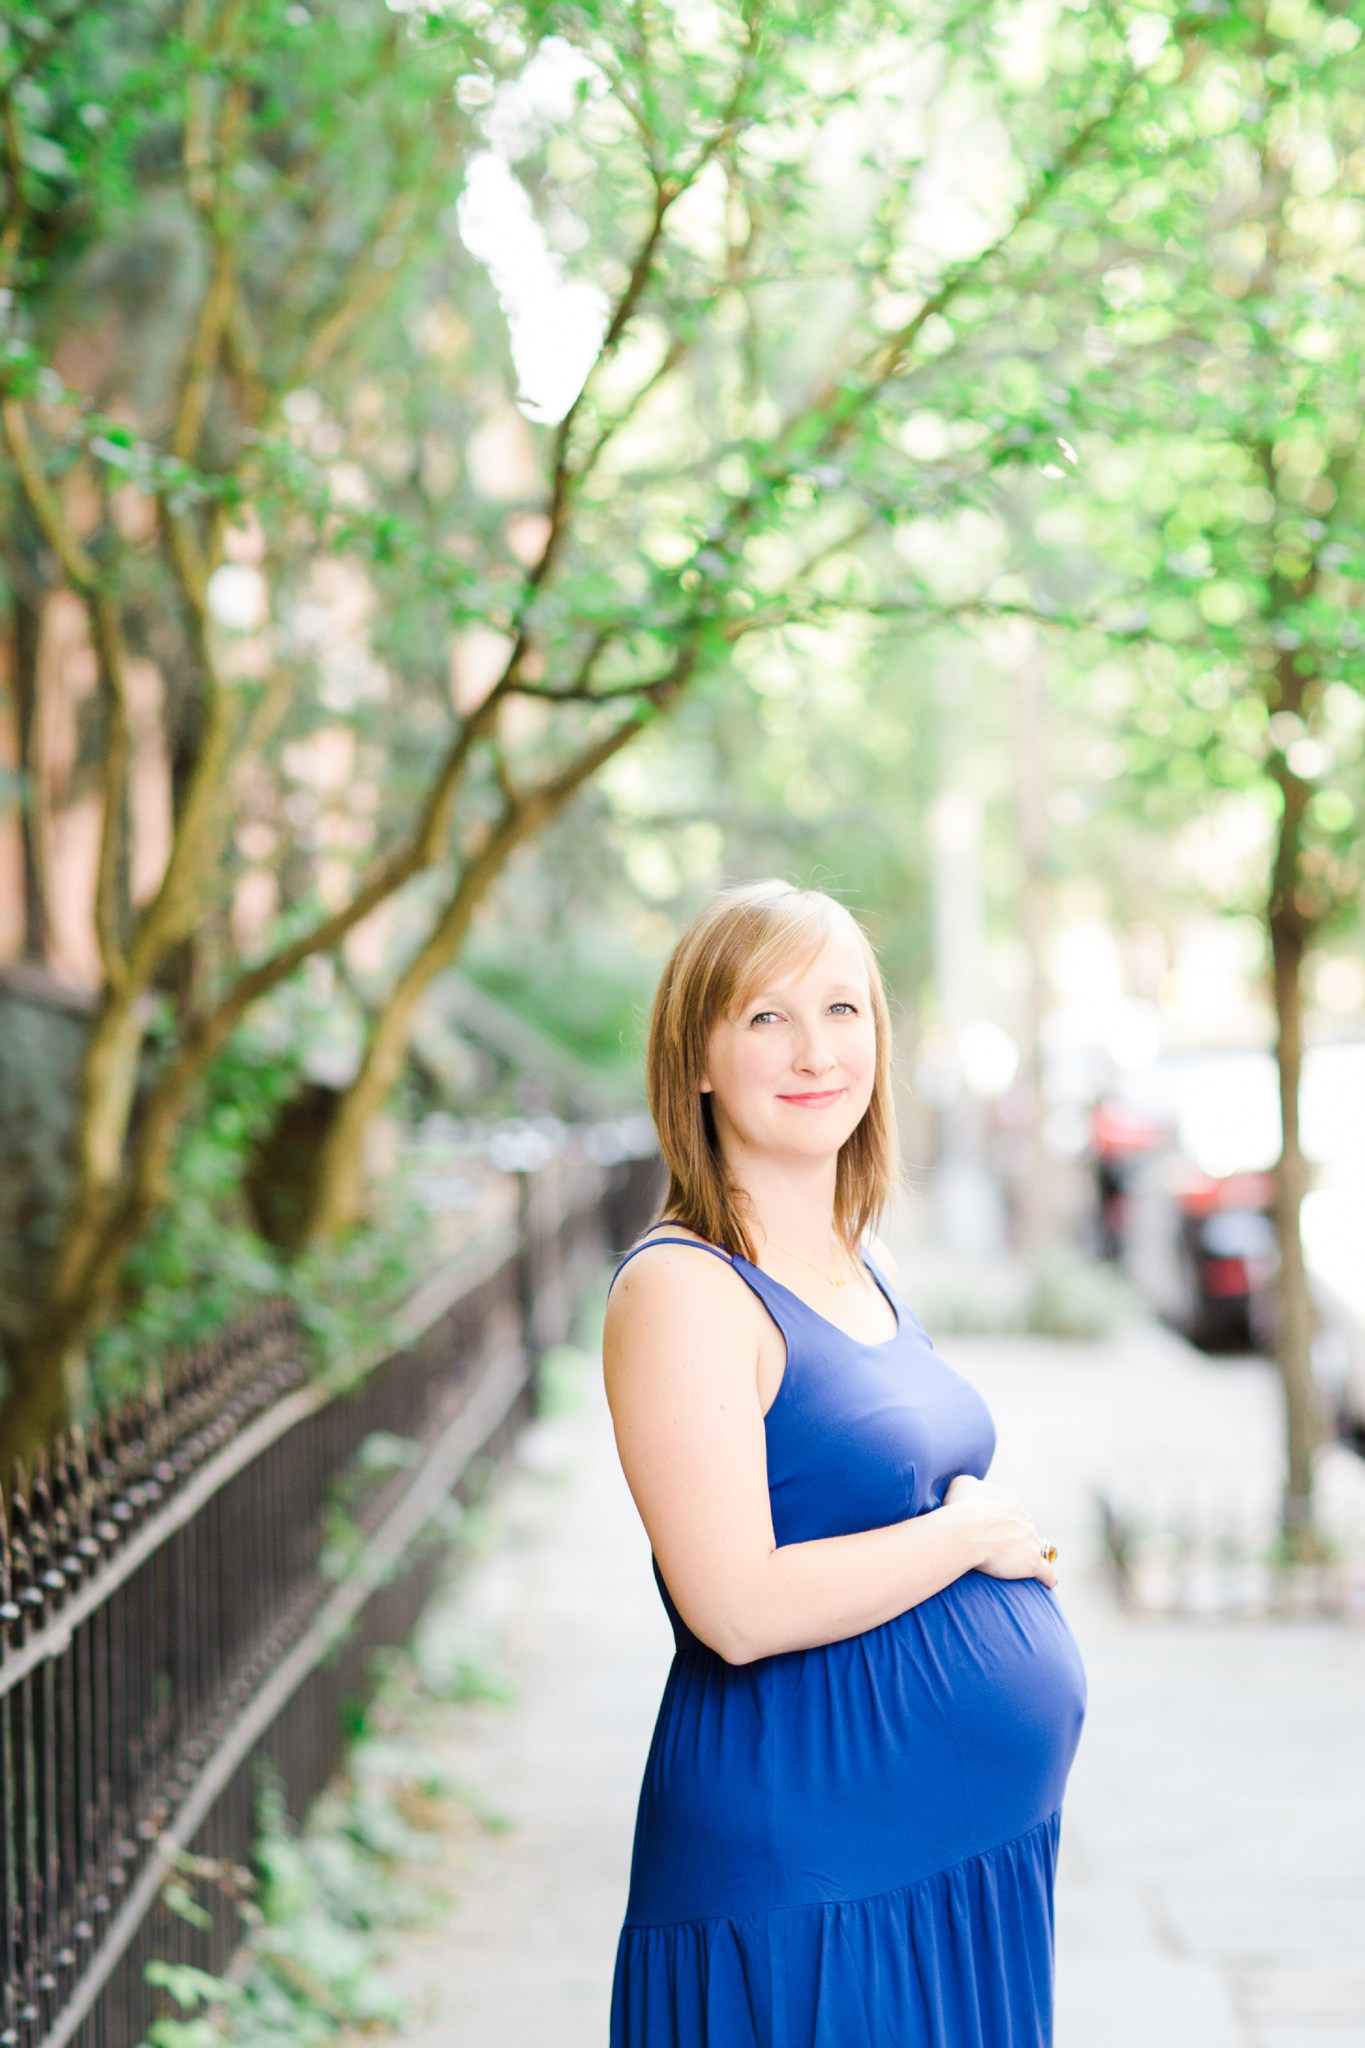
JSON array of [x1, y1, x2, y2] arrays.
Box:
[[359, 1309, 1365, 2048]]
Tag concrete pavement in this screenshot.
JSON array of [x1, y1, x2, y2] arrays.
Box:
[[954, 1325, 1365, 2048], [353, 1300, 1365, 2047]]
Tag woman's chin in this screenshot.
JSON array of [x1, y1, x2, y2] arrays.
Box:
[[769, 1118, 863, 1159]]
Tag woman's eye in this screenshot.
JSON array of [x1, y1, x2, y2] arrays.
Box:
[[750, 1010, 780, 1026], [830, 1002, 857, 1015]]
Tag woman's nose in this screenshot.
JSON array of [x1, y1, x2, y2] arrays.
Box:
[[793, 1032, 836, 1074]]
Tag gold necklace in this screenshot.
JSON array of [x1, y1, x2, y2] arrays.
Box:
[[761, 1236, 854, 1289]]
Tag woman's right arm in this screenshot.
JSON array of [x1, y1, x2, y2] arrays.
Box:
[[602, 1246, 1056, 1667]]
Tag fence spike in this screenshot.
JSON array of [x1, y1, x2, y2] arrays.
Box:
[[170, 1352, 193, 1414], [124, 1392, 146, 1466], [30, 1453, 52, 1582], [8, 1470, 32, 1597], [101, 1406, 124, 1471], [141, 1378, 162, 1463], [83, 1418, 105, 1506], [133, 1395, 154, 1475], [51, 1437, 71, 1521], [70, 1423, 96, 1542], [94, 1422, 120, 1523]]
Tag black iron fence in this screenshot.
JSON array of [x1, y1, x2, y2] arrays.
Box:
[[0, 1121, 661, 2048]]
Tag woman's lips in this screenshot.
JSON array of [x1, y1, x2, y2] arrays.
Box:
[[777, 1088, 844, 1106]]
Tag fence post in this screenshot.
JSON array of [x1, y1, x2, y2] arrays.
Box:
[[506, 1130, 574, 1416], [514, 1169, 539, 1409]]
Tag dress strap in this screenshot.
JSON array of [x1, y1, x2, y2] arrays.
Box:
[[860, 1243, 889, 1291], [608, 1233, 733, 1295]]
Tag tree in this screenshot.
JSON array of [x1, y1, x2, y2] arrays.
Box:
[[933, 0, 1365, 1548], [0, 0, 1183, 1462]]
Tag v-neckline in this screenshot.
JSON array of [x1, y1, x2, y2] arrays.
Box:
[[734, 1251, 903, 1350], [639, 1220, 903, 1350]]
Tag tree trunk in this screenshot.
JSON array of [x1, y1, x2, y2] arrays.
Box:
[[1267, 882, 1319, 1557], [300, 958, 436, 1244], [299, 842, 525, 1243], [0, 985, 152, 1466]]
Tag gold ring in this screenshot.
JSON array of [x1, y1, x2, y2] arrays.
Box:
[[1040, 1541, 1057, 1563]]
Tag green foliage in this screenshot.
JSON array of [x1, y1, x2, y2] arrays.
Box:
[[146, 1963, 238, 2015], [997, 3, 1365, 941], [533, 1338, 598, 1417], [318, 1429, 429, 1585], [141, 1747, 463, 2048], [1023, 1246, 1136, 1342], [8, 0, 1364, 1441], [163, 1880, 215, 1933], [2, 0, 1189, 1014], [88, 1017, 426, 1412], [460, 913, 661, 1079], [414, 1640, 519, 1711], [909, 1245, 1134, 1340]]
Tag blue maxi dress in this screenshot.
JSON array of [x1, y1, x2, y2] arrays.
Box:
[[606, 1232, 1087, 2048]]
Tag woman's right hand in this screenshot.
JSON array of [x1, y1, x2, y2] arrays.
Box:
[[941, 1473, 1058, 1588]]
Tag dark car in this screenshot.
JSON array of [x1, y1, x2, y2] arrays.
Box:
[[1091, 1046, 1282, 1351], [1118, 1143, 1278, 1350], [1094, 1041, 1365, 1401]]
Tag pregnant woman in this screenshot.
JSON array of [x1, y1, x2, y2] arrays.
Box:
[[603, 878, 1087, 2047]]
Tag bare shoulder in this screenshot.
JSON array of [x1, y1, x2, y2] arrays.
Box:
[[866, 1230, 902, 1289], [604, 1226, 762, 1392]]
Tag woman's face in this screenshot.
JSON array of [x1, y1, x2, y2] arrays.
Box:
[[700, 929, 879, 1166]]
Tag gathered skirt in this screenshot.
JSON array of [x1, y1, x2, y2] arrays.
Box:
[[609, 1572, 1086, 2047]]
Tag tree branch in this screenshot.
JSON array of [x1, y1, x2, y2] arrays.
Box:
[[88, 590, 133, 988], [292, 186, 424, 387], [173, 5, 252, 458], [0, 396, 99, 589], [119, 501, 247, 992], [755, 33, 1183, 507], [513, 15, 760, 629], [171, 231, 237, 463], [0, 89, 28, 292], [573, 335, 690, 483], [287, 76, 466, 396], [223, 282, 267, 421]]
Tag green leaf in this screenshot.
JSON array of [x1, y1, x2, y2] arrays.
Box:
[[143, 1961, 234, 2011]]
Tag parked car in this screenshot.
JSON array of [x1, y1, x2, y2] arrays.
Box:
[[1092, 1041, 1365, 1427], [1119, 1144, 1278, 1351]]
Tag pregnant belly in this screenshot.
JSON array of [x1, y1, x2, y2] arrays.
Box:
[[625, 1573, 1087, 1926]]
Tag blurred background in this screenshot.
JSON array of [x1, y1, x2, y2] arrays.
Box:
[[2, 1, 1365, 2044]]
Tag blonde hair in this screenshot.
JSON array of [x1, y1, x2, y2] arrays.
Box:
[[644, 880, 900, 1264]]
